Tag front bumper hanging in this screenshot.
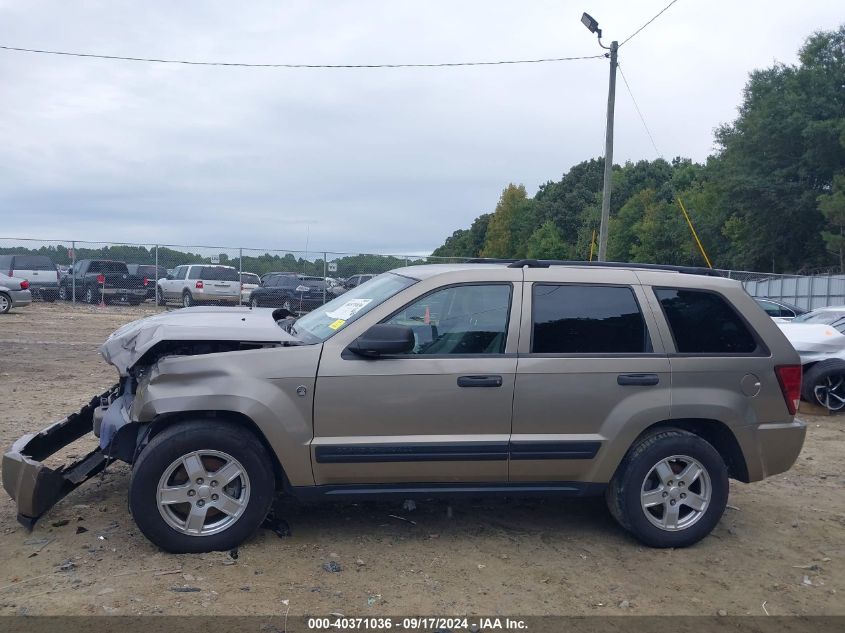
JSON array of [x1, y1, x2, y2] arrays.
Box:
[[2, 386, 119, 528]]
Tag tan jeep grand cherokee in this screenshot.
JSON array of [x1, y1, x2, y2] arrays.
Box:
[[3, 260, 806, 552]]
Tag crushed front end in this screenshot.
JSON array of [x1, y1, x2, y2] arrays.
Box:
[[2, 384, 131, 528]]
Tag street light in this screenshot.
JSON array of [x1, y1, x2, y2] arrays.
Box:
[[581, 12, 617, 262]]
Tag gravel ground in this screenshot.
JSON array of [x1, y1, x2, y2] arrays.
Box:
[[0, 302, 842, 617]]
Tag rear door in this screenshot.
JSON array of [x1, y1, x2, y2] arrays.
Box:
[[200, 266, 240, 298], [163, 265, 187, 300], [510, 268, 671, 486]]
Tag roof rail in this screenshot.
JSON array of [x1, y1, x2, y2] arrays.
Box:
[[464, 258, 722, 277]]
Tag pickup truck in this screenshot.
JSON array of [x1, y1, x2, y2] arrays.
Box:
[[58, 259, 147, 305]]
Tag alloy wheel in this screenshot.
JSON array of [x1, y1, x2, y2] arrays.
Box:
[[156, 449, 250, 536], [640, 454, 711, 532], [814, 375, 845, 411]]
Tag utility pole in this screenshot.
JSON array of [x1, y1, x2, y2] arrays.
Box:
[[598, 40, 618, 262], [581, 13, 618, 261]]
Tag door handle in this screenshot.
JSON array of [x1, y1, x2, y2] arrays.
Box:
[[457, 375, 503, 388], [617, 373, 660, 386]]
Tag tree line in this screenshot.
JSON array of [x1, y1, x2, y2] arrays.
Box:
[[432, 27, 845, 274]]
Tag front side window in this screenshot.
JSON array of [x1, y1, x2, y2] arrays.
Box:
[[531, 284, 651, 354], [655, 288, 757, 354], [294, 272, 417, 343], [385, 284, 512, 355]]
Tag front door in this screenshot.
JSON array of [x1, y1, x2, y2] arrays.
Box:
[[313, 277, 522, 486], [510, 268, 671, 485]]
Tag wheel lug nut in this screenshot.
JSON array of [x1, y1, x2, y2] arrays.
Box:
[[211, 494, 219, 501], [662, 492, 668, 498], [670, 500, 676, 506], [679, 481, 685, 487], [187, 490, 196, 497], [197, 500, 205, 507], [196, 478, 204, 484], [667, 480, 673, 486], [680, 493, 686, 499], [210, 481, 218, 487]]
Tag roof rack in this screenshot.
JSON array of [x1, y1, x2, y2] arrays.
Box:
[[464, 258, 722, 277]]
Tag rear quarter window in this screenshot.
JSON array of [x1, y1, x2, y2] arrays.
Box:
[[655, 288, 758, 354]]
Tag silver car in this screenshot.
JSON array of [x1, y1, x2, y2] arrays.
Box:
[[156, 264, 242, 307], [0, 273, 32, 314]]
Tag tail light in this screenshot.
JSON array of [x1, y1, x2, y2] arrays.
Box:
[[96, 274, 106, 285], [775, 365, 802, 415], [143, 277, 149, 287], [195, 280, 204, 289], [19, 280, 29, 290]]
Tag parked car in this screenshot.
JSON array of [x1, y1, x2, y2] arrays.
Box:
[[344, 273, 375, 289], [0, 254, 59, 302], [58, 259, 146, 305], [156, 264, 241, 307], [3, 261, 805, 553], [240, 272, 261, 304], [777, 306, 845, 411], [755, 298, 807, 321], [248, 273, 328, 311], [127, 264, 168, 301], [0, 273, 32, 313]]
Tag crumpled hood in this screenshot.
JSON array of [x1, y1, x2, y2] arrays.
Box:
[[777, 322, 845, 362], [100, 306, 298, 374]]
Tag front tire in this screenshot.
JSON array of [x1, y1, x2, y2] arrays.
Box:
[[606, 429, 728, 548], [85, 287, 98, 304], [156, 287, 166, 306], [129, 419, 275, 553], [58, 285, 69, 301], [250, 297, 260, 308]]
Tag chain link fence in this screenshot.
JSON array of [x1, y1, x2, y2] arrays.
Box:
[[2, 236, 843, 313]]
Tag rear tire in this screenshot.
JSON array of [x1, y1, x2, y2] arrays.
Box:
[[250, 297, 259, 308], [129, 419, 275, 553], [58, 285, 69, 301], [182, 291, 194, 308], [801, 359, 845, 411], [606, 429, 728, 548], [156, 287, 166, 306], [0, 293, 10, 314], [85, 287, 98, 304]]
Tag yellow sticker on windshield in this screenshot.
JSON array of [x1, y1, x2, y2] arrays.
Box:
[[328, 319, 346, 330]]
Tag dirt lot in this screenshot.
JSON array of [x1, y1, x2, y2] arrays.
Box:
[[0, 302, 842, 617]]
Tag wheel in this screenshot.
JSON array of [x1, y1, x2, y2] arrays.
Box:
[[85, 287, 98, 304], [606, 429, 728, 548], [41, 291, 56, 303], [129, 419, 275, 553], [250, 297, 259, 308], [58, 285, 68, 301], [182, 291, 194, 308], [0, 293, 10, 314], [281, 298, 293, 312], [801, 359, 845, 411], [156, 287, 166, 306]]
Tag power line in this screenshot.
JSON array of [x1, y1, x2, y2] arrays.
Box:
[[0, 45, 604, 69], [620, 0, 681, 47], [617, 63, 662, 158]]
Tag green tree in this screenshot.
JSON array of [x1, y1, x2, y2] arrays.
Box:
[[525, 220, 568, 259], [480, 184, 533, 258], [819, 172, 845, 272]]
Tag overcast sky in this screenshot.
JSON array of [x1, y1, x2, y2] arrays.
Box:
[[0, 1, 841, 256]]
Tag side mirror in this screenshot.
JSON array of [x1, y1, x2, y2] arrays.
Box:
[[348, 324, 414, 358]]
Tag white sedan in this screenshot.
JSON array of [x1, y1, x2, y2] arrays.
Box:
[[778, 306, 845, 411]]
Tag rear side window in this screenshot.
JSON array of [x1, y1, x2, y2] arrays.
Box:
[[13, 256, 55, 270], [655, 288, 757, 354], [200, 267, 239, 281], [531, 284, 651, 354]]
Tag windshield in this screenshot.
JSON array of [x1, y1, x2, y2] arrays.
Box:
[[792, 309, 845, 325], [292, 272, 417, 343]]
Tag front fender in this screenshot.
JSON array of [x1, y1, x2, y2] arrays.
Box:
[[131, 346, 320, 486]]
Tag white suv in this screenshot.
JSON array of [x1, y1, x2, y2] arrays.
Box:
[[156, 264, 241, 307]]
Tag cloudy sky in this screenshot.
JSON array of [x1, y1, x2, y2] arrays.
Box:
[[0, 1, 841, 256]]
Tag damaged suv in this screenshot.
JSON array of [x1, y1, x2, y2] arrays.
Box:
[[3, 261, 806, 553]]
